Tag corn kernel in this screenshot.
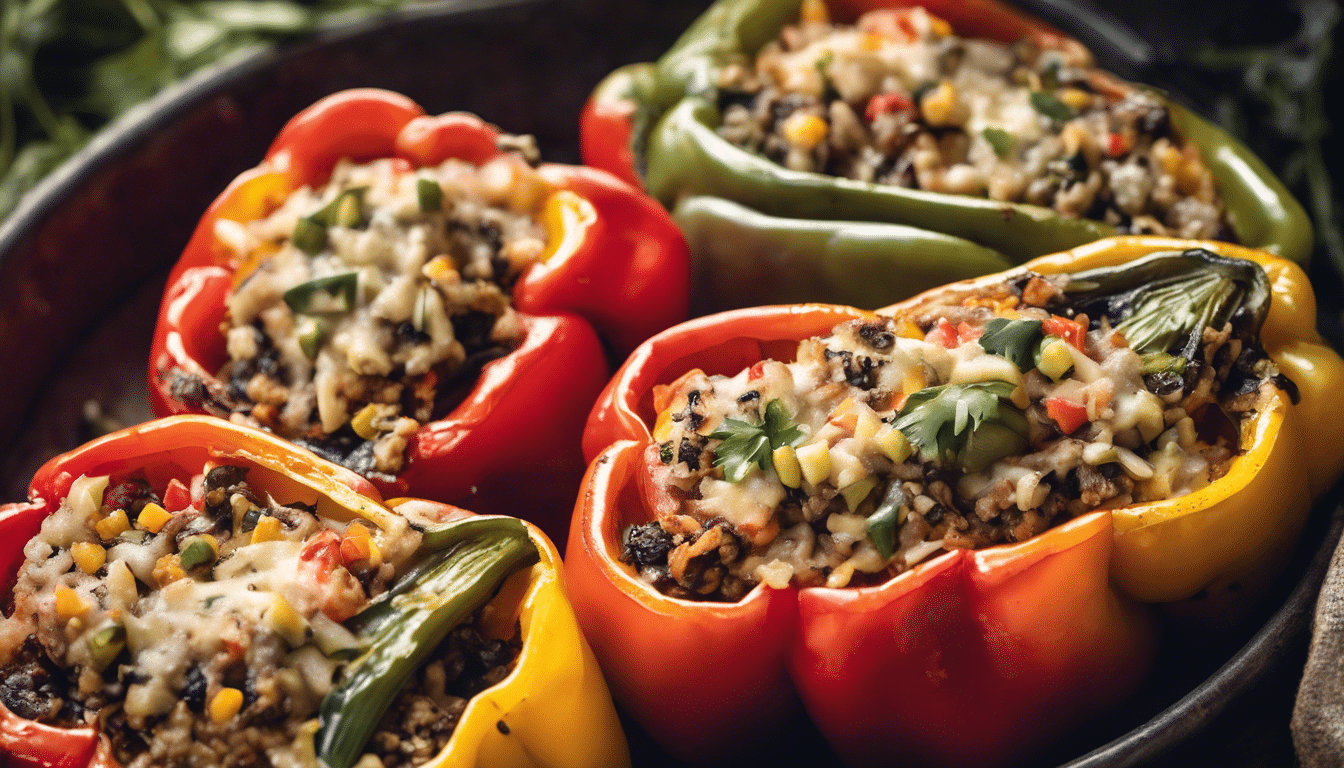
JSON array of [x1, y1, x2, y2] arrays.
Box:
[[71, 542, 107, 575], [927, 13, 953, 37], [1059, 87, 1093, 111], [341, 535, 379, 568], [210, 688, 244, 723], [55, 586, 89, 619], [422, 254, 459, 286], [1157, 144, 1182, 175], [781, 113, 829, 151], [95, 509, 131, 541], [350, 404, 381, 441], [251, 516, 283, 544], [854, 410, 883, 445], [860, 31, 885, 51], [919, 81, 958, 126], [894, 318, 923, 339], [796, 442, 832, 487], [153, 554, 187, 587], [1037, 339, 1074, 381], [877, 427, 913, 464], [137, 503, 173, 534], [800, 0, 829, 24], [901, 367, 928, 397], [773, 445, 802, 489], [266, 595, 309, 647], [653, 408, 675, 442]]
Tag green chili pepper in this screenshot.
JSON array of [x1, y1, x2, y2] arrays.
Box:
[[589, 0, 1312, 313], [417, 177, 443, 213], [866, 481, 909, 561], [672, 196, 1013, 311], [314, 516, 538, 768], [284, 272, 359, 315]]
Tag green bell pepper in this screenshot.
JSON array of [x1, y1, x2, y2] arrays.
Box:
[[581, 0, 1312, 311]]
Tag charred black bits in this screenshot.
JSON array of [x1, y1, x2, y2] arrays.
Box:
[[678, 437, 703, 470], [181, 668, 207, 712], [857, 323, 895, 351], [621, 522, 674, 568], [737, 390, 761, 403]]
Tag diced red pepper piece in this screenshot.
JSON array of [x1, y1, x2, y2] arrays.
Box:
[[162, 478, 191, 513], [957, 321, 984, 342], [928, 318, 959, 348], [1046, 397, 1089, 434], [300, 530, 342, 570], [1107, 132, 1129, 158], [865, 92, 915, 122], [1043, 315, 1086, 350]]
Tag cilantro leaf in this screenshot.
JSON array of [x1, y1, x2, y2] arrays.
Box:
[[1030, 91, 1078, 123], [978, 318, 1043, 371], [891, 382, 1027, 471], [710, 399, 805, 483], [981, 127, 1014, 159]]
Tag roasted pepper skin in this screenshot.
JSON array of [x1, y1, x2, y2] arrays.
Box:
[[571, 237, 1344, 766], [148, 89, 689, 528], [0, 416, 629, 768], [580, 0, 1312, 312]]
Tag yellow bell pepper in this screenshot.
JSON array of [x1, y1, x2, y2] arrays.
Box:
[[884, 235, 1344, 608], [0, 416, 629, 768]]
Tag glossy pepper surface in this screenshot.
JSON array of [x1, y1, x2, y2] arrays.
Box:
[[148, 89, 690, 527], [0, 415, 629, 768], [570, 236, 1344, 766], [580, 0, 1312, 312]]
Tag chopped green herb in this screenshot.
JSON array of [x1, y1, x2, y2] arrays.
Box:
[[417, 177, 443, 213], [1029, 91, 1078, 122], [1039, 58, 1062, 91], [203, 595, 224, 609], [978, 318, 1043, 370], [866, 482, 909, 560], [709, 399, 806, 483], [284, 272, 360, 315], [891, 382, 1028, 472], [659, 441, 674, 464], [179, 537, 216, 571], [982, 127, 1014, 159]]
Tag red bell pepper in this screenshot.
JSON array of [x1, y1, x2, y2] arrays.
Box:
[[1045, 397, 1089, 434], [572, 304, 1157, 767], [148, 89, 689, 534]]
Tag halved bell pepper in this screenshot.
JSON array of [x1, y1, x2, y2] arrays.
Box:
[[0, 415, 629, 768], [148, 89, 690, 534], [570, 236, 1344, 766], [580, 0, 1312, 312]]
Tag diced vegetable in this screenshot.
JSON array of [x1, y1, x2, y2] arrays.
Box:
[[283, 272, 360, 315]]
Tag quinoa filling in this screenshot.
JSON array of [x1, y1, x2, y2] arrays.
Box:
[[170, 134, 553, 480], [623, 250, 1289, 601], [0, 467, 521, 768], [715, 3, 1230, 239]]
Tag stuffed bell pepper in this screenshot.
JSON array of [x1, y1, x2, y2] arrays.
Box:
[[569, 237, 1344, 766], [0, 416, 627, 768], [581, 0, 1311, 311], [150, 89, 690, 536]]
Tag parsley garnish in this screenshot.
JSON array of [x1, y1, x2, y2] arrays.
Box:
[[709, 399, 805, 483], [1029, 91, 1078, 123], [891, 382, 1028, 472], [982, 127, 1014, 159], [978, 318, 1043, 370]]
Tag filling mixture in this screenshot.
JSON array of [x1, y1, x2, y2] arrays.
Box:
[[716, 2, 1229, 238], [172, 134, 552, 479], [0, 467, 521, 768], [623, 250, 1289, 600]]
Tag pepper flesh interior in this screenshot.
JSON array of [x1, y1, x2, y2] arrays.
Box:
[[625, 249, 1284, 600], [0, 467, 535, 768]]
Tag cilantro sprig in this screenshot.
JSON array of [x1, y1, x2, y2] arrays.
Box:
[[977, 318, 1043, 371], [890, 381, 1028, 472], [709, 399, 805, 483]]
